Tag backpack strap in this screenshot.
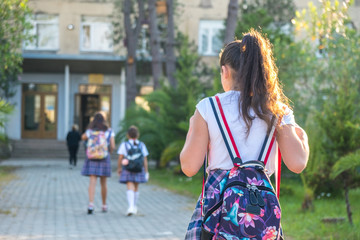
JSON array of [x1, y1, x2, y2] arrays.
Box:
[[276, 148, 282, 199], [209, 96, 282, 197], [125, 140, 141, 154], [209, 96, 242, 166], [257, 117, 277, 165], [202, 95, 242, 217], [124, 141, 131, 155], [200, 154, 207, 217], [138, 141, 143, 150], [256, 118, 282, 199], [106, 129, 112, 147]]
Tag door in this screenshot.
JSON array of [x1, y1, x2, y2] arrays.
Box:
[[22, 84, 57, 139], [75, 94, 101, 133], [75, 85, 112, 133]]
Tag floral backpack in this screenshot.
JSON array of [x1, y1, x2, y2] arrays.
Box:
[[200, 96, 283, 240], [86, 130, 110, 160]]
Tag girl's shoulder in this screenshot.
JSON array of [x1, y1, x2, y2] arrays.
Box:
[[197, 91, 240, 104], [216, 90, 240, 104], [106, 128, 115, 136], [196, 91, 240, 112]]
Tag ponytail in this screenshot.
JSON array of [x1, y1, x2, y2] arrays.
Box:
[[219, 29, 288, 133]]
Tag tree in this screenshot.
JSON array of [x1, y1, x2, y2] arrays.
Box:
[[0, 0, 32, 99], [292, 0, 360, 214], [123, 0, 145, 107], [331, 149, 360, 225], [235, 0, 295, 44], [117, 33, 212, 168], [0, 100, 13, 141], [224, 0, 239, 44], [165, 0, 177, 87], [113, 0, 177, 96], [148, 0, 163, 89]]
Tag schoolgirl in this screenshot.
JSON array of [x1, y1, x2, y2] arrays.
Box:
[[81, 112, 115, 214], [117, 126, 149, 216], [180, 30, 309, 239]]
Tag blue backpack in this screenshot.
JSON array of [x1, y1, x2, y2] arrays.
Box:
[[200, 96, 283, 240], [124, 141, 144, 173]]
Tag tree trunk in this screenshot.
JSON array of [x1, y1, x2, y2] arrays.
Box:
[[123, 0, 145, 107], [125, 40, 137, 108], [224, 0, 239, 45], [148, 0, 163, 90], [166, 0, 177, 88], [300, 174, 314, 212], [344, 182, 353, 225]]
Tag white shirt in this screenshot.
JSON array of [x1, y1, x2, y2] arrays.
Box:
[[196, 90, 296, 175], [85, 128, 115, 139], [117, 139, 149, 157]]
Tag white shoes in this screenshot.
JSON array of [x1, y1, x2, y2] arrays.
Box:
[[126, 206, 137, 216]]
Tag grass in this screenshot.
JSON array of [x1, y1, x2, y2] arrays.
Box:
[[149, 168, 360, 240], [149, 168, 203, 200]]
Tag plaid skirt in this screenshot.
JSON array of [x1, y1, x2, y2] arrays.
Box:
[[119, 167, 147, 183], [185, 169, 230, 240], [81, 155, 111, 177]]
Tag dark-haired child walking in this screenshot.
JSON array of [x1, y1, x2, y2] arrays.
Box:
[[117, 126, 149, 216], [180, 30, 309, 239], [81, 112, 115, 214]]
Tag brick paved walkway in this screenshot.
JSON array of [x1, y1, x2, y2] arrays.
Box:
[[0, 159, 196, 240]]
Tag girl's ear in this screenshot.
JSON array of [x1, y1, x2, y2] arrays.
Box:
[[221, 65, 226, 78], [221, 65, 230, 80]]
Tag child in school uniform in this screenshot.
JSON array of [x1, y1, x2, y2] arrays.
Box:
[[117, 126, 149, 216], [180, 30, 309, 239], [81, 112, 115, 214]]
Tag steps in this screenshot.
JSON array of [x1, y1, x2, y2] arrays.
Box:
[[10, 139, 118, 159]]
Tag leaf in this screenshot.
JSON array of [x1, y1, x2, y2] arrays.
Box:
[[331, 150, 360, 179], [159, 139, 185, 168]]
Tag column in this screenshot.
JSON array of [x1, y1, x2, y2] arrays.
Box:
[[120, 68, 126, 121], [64, 65, 70, 138]]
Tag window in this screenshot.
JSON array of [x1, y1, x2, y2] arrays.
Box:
[[198, 20, 224, 56], [24, 14, 59, 50], [80, 16, 113, 52]]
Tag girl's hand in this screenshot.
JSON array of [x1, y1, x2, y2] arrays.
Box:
[[117, 168, 122, 176], [145, 172, 150, 181]]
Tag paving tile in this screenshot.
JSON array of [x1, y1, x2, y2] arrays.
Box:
[[0, 159, 197, 240]]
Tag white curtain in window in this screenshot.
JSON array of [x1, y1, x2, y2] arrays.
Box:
[[198, 20, 224, 56], [23, 14, 59, 50], [81, 16, 113, 52], [38, 23, 59, 49]]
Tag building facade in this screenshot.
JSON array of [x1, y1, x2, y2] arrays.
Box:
[[6, 0, 360, 141], [178, 0, 360, 65], [7, 0, 127, 141]]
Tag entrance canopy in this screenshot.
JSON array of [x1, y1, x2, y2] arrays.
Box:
[[22, 53, 153, 75], [22, 53, 126, 74]]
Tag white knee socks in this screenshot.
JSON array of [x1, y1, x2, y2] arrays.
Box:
[[126, 190, 140, 213], [127, 190, 135, 209]]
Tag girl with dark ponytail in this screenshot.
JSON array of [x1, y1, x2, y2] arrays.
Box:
[[180, 29, 309, 239]]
